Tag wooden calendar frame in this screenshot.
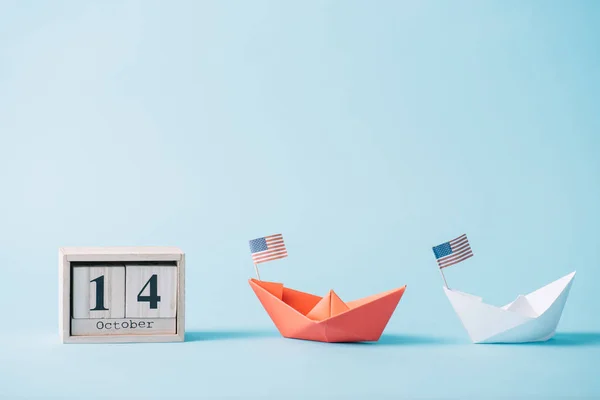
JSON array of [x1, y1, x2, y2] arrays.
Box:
[[59, 246, 185, 343]]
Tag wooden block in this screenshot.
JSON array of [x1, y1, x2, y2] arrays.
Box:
[[72, 266, 125, 319], [63, 334, 184, 344], [61, 246, 183, 262], [59, 247, 185, 343], [125, 265, 177, 318], [59, 249, 68, 341], [71, 318, 176, 336], [176, 253, 186, 339]]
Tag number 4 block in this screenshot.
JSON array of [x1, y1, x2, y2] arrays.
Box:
[[126, 265, 177, 318]]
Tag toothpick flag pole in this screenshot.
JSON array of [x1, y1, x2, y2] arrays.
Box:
[[439, 268, 449, 288], [254, 263, 261, 281]]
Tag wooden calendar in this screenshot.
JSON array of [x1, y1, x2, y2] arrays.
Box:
[[59, 247, 185, 343]]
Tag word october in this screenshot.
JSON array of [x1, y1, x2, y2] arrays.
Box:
[[95, 319, 155, 331]]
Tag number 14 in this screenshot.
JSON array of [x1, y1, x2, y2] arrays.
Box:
[[91, 274, 161, 311]]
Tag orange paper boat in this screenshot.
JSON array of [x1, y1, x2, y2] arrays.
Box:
[[249, 279, 406, 342]]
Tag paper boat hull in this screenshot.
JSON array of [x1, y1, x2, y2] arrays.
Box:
[[249, 279, 406, 343], [444, 271, 575, 343]]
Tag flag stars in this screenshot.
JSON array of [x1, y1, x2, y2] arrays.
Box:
[[433, 242, 453, 259], [249, 238, 268, 253]]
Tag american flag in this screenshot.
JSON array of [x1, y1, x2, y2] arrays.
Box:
[[432, 234, 473, 269], [249, 234, 288, 264]]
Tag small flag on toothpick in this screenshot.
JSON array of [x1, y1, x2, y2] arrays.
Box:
[[249, 233, 287, 280], [432, 234, 473, 269], [249, 234, 288, 264]]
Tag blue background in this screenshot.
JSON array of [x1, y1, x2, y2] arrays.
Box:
[[1, 1, 599, 398]]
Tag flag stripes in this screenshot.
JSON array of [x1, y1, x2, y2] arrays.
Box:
[[249, 234, 288, 264], [432, 234, 473, 269]]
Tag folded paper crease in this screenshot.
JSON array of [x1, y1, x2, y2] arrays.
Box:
[[249, 279, 406, 343], [444, 271, 575, 343]]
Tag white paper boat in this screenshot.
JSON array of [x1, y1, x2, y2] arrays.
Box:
[[444, 271, 575, 343]]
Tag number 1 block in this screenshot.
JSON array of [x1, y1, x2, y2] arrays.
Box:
[[72, 266, 125, 319]]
